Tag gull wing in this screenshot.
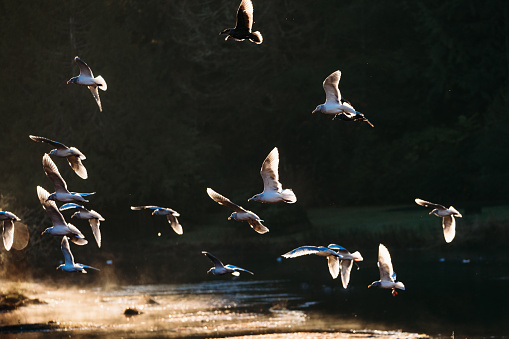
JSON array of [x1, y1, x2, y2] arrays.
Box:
[[282, 246, 333, 258], [449, 206, 462, 217], [37, 186, 67, 226], [207, 188, 246, 213], [89, 218, 102, 248], [202, 251, 225, 269], [59, 203, 83, 211], [61, 236, 75, 265], [327, 256, 340, 279], [377, 244, 395, 282], [442, 215, 456, 243], [167, 213, 183, 235], [42, 153, 68, 193], [67, 224, 88, 245], [88, 86, 102, 112], [12, 222, 29, 251], [323, 70, 341, 105], [247, 219, 269, 234], [328, 243, 349, 253], [414, 198, 446, 210], [2, 219, 14, 251], [235, 0, 254, 31], [340, 259, 354, 289], [67, 156, 88, 179], [225, 264, 254, 275], [75, 56, 93, 77], [29, 135, 68, 150], [80, 264, 100, 271], [131, 206, 164, 211], [260, 147, 282, 192]]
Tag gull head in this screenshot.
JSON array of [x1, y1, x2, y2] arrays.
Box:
[[228, 212, 238, 221], [248, 194, 261, 202], [46, 193, 57, 201], [220, 28, 233, 36], [312, 105, 323, 114], [430, 208, 440, 216], [67, 77, 77, 85], [368, 281, 381, 289]]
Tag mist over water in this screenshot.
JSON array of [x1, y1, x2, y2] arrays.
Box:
[[2, 245, 509, 338]]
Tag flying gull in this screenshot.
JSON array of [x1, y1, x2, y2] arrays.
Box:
[[327, 244, 363, 289], [415, 198, 462, 243], [60, 203, 105, 247], [281, 245, 344, 279], [248, 147, 297, 204], [368, 243, 405, 296], [131, 205, 183, 235], [29, 135, 88, 179], [37, 186, 87, 245], [220, 0, 263, 44], [207, 187, 268, 234], [0, 211, 21, 251], [42, 153, 95, 203], [57, 236, 99, 273], [202, 251, 254, 276], [312, 70, 374, 127], [67, 56, 107, 112]]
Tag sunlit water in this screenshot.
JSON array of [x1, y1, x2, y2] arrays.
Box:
[[0, 279, 429, 338], [2, 248, 509, 338]]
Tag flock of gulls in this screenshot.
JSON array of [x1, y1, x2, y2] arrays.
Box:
[[0, 0, 464, 297]]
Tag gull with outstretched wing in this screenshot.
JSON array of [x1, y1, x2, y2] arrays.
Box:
[[368, 243, 405, 296], [37, 186, 87, 245], [207, 188, 268, 234], [131, 205, 183, 235], [202, 251, 254, 276], [415, 198, 462, 243], [248, 147, 297, 204]]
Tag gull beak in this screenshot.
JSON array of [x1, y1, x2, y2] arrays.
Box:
[[227, 217, 232, 220], [247, 198, 252, 202]]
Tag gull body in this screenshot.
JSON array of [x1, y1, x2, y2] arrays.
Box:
[[0, 211, 21, 251], [42, 153, 94, 203], [368, 243, 405, 296], [131, 206, 183, 235], [37, 186, 87, 245], [415, 198, 462, 243], [67, 56, 107, 112], [202, 251, 254, 276], [281, 245, 344, 279], [248, 147, 297, 204], [60, 203, 104, 248], [29, 135, 87, 179], [328, 244, 363, 289], [207, 188, 268, 234], [312, 70, 374, 127], [220, 0, 263, 44], [57, 236, 99, 273]]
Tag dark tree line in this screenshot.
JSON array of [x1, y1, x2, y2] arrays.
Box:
[[0, 0, 508, 249]]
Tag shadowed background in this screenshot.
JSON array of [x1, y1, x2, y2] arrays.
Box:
[[0, 0, 509, 323]]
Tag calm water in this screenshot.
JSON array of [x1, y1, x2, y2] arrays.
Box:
[[1, 248, 509, 338]]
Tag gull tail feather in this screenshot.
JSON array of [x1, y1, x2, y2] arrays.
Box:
[[250, 31, 263, 44], [95, 75, 107, 91], [281, 189, 297, 203]]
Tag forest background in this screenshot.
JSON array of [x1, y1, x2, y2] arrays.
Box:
[[0, 0, 508, 283]]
